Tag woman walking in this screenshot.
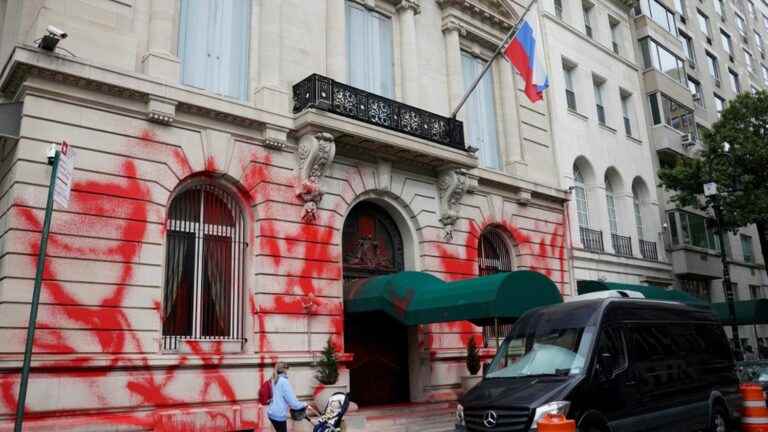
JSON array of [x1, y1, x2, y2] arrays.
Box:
[[267, 362, 315, 432]]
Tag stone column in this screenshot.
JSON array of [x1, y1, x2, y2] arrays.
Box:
[[498, 57, 525, 174], [327, 0, 347, 82], [442, 19, 464, 115], [142, 0, 180, 81], [255, 0, 289, 114], [397, 1, 421, 105]]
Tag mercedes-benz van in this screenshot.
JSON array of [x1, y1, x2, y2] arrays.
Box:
[[455, 298, 741, 432]]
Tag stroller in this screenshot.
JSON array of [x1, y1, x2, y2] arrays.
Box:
[[307, 392, 350, 432]]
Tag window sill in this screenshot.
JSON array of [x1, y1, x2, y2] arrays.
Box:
[[568, 109, 588, 121], [599, 123, 617, 134], [162, 337, 246, 354], [627, 135, 643, 144]]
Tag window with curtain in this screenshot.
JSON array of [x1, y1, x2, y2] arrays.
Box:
[[462, 52, 501, 169], [346, 1, 394, 98], [621, 91, 633, 136], [741, 234, 755, 263], [593, 78, 606, 125], [478, 228, 514, 276], [162, 183, 246, 351], [606, 180, 618, 234], [178, 0, 251, 101], [574, 167, 590, 228], [633, 185, 644, 240], [563, 61, 577, 110]]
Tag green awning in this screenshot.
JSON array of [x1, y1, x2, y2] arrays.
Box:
[[577, 280, 709, 308], [344, 271, 563, 326], [711, 299, 768, 325]]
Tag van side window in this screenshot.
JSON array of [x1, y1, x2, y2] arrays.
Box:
[[695, 324, 733, 362], [597, 327, 628, 372]]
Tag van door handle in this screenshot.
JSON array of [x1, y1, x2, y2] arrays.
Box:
[[625, 381, 637, 385]]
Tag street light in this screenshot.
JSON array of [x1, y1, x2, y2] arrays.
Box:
[[703, 141, 741, 358]]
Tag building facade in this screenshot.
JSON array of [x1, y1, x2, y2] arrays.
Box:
[[0, 0, 570, 430], [539, 0, 675, 287], [631, 0, 768, 349]]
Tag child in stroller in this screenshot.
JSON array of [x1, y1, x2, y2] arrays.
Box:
[[308, 392, 350, 432]]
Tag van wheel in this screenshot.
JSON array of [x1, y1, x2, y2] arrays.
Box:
[[709, 405, 729, 432]]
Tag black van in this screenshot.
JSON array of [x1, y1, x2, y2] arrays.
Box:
[[456, 298, 742, 432]]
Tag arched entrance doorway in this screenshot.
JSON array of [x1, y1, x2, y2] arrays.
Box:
[[343, 201, 408, 406]]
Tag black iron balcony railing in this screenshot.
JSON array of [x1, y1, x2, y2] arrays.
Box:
[[612, 233, 633, 257], [293, 74, 466, 151], [580, 227, 605, 253], [640, 239, 659, 261]]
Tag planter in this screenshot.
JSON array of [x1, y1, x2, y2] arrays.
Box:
[[461, 374, 482, 393], [313, 383, 347, 411]]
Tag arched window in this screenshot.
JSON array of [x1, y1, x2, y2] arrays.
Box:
[[478, 228, 514, 276], [162, 183, 246, 350], [574, 167, 590, 228], [605, 178, 618, 234], [633, 183, 644, 240]]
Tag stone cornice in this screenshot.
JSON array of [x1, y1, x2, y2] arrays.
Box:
[[395, 0, 421, 14], [436, 0, 516, 32]]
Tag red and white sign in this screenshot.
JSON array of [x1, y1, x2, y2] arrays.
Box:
[[53, 141, 75, 209]]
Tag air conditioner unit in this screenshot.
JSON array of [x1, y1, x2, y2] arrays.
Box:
[[681, 133, 694, 147], [692, 93, 702, 102]]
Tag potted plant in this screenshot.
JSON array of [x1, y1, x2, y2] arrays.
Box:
[[313, 338, 347, 410], [461, 336, 483, 393]]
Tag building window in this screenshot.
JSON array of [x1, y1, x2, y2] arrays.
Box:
[[606, 178, 619, 234], [621, 90, 633, 136], [462, 52, 500, 169], [667, 210, 721, 251], [633, 184, 644, 240], [748, 0, 756, 18], [649, 93, 662, 124], [649, 93, 696, 135], [680, 32, 696, 66], [347, 1, 394, 98], [680, 278, 711, 302], [673, 0, 686, 16], [689, 77, 704, 106], [640, 38, 687, 85], [751, 285, 763, 300], [729, 69, 741, 93], [478, 228, 514, 276], [721, 30, 734, 57], [583, 1, 594, 38], [697, 10, 711, 38], [554, 0, 564, 19], [179, 0, 251, 101], [714, 93, 725, 116], [563, 60, 577, 111], [609, 16, 621, 54], [162, 183, 246, 349], [745, 50, 755, 72], [714, 0, 724, 17], [574, 167, 590, 228], [762, 65, 768, 85], [647, 0, 678, 34], [741, 234, 755, 263], [593, 77, 606, 125], [736, 13, 746, 35], [764, 14, 768, 31], [706, 52, 721, 83], [755, 32, 764, 53]]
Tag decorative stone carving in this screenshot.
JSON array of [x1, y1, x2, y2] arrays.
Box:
[[396, 0, 422, 14], [436, 0, 516, 30], [296, 132, 336, 222], [264, 125, 288, 151], [146, 95, 176, 124], [437, 168, 469, 239]]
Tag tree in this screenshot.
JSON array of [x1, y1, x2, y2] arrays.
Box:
[[658, 90, 768, 265], [466, 336, 481, 375], [314, 338, 339, 385]]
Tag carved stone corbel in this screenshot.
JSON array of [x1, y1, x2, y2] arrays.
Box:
[[437, 168, 470, 240], [146, 95, 176, 124], [296, 132, 336, 222]]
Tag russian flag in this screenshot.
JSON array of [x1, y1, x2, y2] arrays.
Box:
[[504, 20, 549, 103]]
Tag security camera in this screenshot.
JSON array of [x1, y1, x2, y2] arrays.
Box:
[[46, 25, 68, 39]]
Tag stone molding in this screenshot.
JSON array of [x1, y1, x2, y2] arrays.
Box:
[[264, 125, 289, 151], [296, 131, 336, 222], [441, 18, 467, 35], [436, 0, 516, 31], [146, 95, 176, 124], [396, 0, 422, 14], [437, 168, 477, 239]]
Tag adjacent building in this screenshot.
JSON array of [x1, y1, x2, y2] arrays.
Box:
[[0, 0, 569, 430]]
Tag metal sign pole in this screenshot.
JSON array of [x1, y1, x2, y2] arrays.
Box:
[[14, 148, 61, 432]]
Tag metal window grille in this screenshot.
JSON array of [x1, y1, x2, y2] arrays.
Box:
[[580, 227, 605, 252], [611, 233, 634, 256], [640, 239, 659, 261], [161, 183, 247, 352], [477, 228, 515, 347]]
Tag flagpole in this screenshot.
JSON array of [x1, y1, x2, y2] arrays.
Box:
[[449, 0, 539, 119]]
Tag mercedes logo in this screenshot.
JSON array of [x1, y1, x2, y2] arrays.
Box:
[[483, 410, 498, 428]]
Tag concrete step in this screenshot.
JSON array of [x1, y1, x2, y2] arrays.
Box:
[[343, 402, 456, 432]]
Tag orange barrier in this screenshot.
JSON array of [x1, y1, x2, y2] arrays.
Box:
[[742, 383, 768, 432], [537, 414, 576, 432]]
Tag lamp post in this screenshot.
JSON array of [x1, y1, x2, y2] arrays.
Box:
[[703, 142, 741, 358]]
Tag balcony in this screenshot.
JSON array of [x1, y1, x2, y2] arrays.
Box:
[[580, 227, 605, 253], [611, 233, 634, 257], [293, 74, 466, 151], [640, 239, 659, 261]]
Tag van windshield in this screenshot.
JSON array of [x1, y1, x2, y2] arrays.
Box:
[[486, 304, 600, 379]]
